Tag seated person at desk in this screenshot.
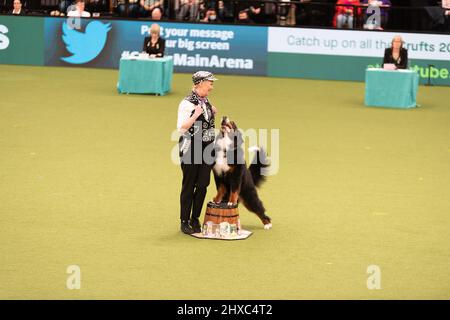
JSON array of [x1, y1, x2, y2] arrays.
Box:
[[383, 35, 408, 69], [142, 24, 165, 58]]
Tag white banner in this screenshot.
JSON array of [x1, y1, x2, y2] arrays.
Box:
[[268, 27, 450, 61]]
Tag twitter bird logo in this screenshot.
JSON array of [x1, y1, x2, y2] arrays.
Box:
[[61, 21, 111, 64]]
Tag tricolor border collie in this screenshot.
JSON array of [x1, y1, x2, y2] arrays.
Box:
[[213, 116, 272, 230]]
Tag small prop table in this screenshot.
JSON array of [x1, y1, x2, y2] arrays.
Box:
[[365, 68, 419, 109], [117, 56, 173, 96]]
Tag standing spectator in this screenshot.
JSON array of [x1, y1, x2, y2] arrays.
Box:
[[67, 0, 91, 17], [9, 0, 26, 15], [333, 0, 361, 28]]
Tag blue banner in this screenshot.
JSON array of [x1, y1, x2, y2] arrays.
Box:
[[2, 15, 446, 85], [44, 17, 267, 75]]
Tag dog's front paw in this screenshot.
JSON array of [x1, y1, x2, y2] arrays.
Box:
[[212, 197, 223, 204], [227, 202, 236, 207], [264, 223, 272, 230]]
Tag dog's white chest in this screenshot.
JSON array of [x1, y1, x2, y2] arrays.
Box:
[[214, 135, 232, 175]]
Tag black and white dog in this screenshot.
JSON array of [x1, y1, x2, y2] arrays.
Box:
[[213, 116, 272, 229]]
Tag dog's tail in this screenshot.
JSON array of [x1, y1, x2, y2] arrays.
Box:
[[248, 146, 270, 188]]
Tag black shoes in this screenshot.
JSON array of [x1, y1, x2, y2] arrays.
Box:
[[180, 219, 202, 235], [189, 218, 202, 233], [180, 221, 195, 235]]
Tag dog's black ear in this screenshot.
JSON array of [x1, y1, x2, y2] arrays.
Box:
[[221, 116, 228, 125], [230, 121, 238, 131]]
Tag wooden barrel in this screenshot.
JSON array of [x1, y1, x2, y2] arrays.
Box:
[[204, 201, 239, 226]]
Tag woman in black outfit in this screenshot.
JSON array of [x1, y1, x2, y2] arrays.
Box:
[[383, 35, 408, 69], [142, 24, 165, 58]]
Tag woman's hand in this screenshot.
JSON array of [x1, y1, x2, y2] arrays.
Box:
[[212, 106, 218, 115], [193, 106, 203, 118]]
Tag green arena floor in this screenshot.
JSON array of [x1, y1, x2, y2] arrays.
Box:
[[0, 64, 449, 299]]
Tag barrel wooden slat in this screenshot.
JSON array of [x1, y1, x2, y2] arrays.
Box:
[[204, 202, 239, 226]]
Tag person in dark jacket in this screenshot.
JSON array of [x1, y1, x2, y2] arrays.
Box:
[[142, 24, 165, 58], [9, 0, 26, 15], [383, 35, 408, 69]]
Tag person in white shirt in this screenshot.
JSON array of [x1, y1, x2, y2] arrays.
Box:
[[67, 0, 91, 17], [177, 71, 218, 235]]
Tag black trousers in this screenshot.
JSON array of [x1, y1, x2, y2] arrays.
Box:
[[180, 162, 212, 222]]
